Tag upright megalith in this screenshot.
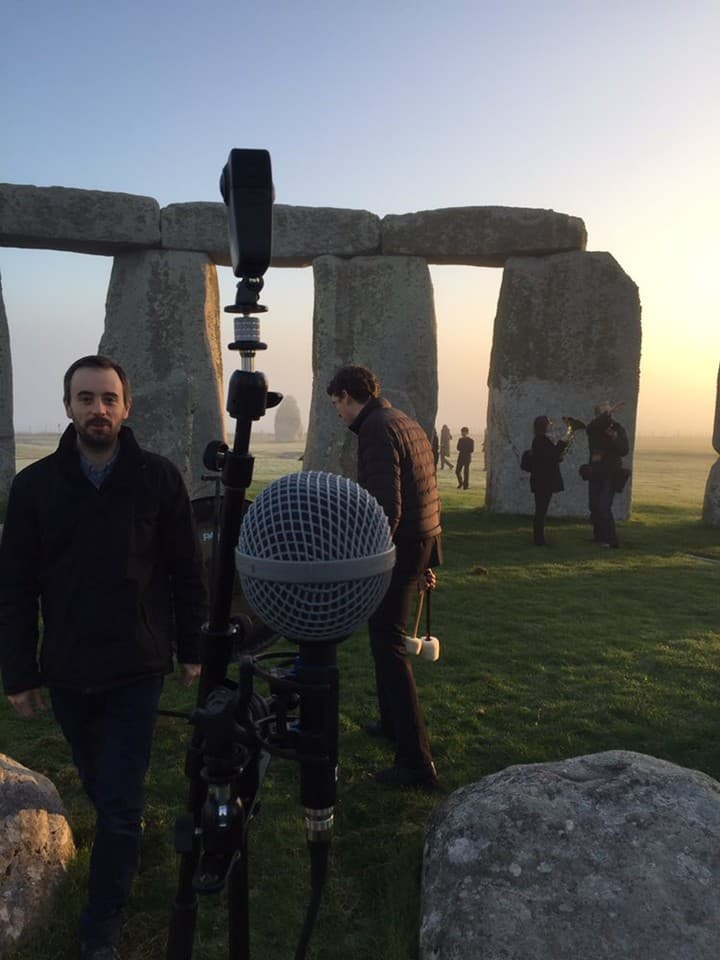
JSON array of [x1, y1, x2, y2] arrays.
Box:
[[304, 255, 437, 477], [0, 273, 14, 505], [486, 251, 641, 518], [100, 250, 225, 499], [274, 394, 304, 442], [702, 362, 720, 525], [713, 363, 720, 455]]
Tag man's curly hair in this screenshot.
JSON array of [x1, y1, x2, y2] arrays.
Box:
[[326, 365, 380, 404]]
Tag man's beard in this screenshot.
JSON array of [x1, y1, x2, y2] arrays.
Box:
[[75, 418, 120, 450]]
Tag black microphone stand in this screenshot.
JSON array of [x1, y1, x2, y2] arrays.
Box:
[[166, 277, 340, 960], [167, 276, 282, 960]]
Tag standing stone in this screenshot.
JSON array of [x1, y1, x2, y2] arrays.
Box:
[[0, 272, 14, 506], [703, 364, 720, 525], [702, 460, 720, 525], [274, 394, 304, 442], [100, 250, 225, 500], [486, 252, 641, 518], [303, 255, 437, 477], [420, 751, 720, 960], [0, 754, 76, 950], [714, 363, 720, 454]]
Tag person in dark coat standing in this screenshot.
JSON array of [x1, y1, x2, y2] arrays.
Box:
[[529, 415, 568, 546], [0, 355, 206, 960], [327, 365, 440, 789], [439, 424, 453, 469], [455, 426, 474, 489], [585, 400, 629, 548]]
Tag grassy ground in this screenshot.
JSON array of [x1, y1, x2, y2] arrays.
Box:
[[1, 436, 718, 959]]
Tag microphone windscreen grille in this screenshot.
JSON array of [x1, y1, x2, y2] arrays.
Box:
[[236, 471, 395, 641]]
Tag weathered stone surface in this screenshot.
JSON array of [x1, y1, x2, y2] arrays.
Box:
[[702, 458, 720, 525], [712, 363, 720, 454], [0, 753, 76, 950], [160, 202, 229, 263], [381, 206, 587, 266], [0, 183, 160, 255], [272, 205, 380, 266], [0, 272, 14, 506], [486, 252, 641, 518], [161, 202, 381, 267], [274, 394, 304, 442], [421, 751, 720, 960], [100, 250, 225, 499], [304, 255, 437, 476]]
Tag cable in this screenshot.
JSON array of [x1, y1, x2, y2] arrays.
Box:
[[294, 840, 330, 960]]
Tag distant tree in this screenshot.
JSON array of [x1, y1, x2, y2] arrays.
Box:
[[274, 395, 304, 442]]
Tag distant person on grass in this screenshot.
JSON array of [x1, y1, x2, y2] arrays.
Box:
[[455, 426, 474, 489], [0, 355, 206, 960], [439, 424, 453, 470], [327, 364, 440, 788], [528, 415, 568, 546], [585, 400, 629, 548]]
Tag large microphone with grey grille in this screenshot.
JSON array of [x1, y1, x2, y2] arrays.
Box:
[[234, 470, 395, 852], [235, 471, 396, 644]]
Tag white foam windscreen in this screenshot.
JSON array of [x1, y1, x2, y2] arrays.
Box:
[[235, 471, 396, 642]]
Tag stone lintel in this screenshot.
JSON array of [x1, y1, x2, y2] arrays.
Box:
[[161, 202, 381, 267], [381, 206, 587, 266], [0, 184, 160, 256]]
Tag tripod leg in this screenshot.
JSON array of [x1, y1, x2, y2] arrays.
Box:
[[166, 881, 198, 960], [167, 739, 206, 960], [227, 839, 251, 960]]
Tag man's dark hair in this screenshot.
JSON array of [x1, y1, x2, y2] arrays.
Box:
[[63, 355, 131, 406], [326, 365, 380, 404]]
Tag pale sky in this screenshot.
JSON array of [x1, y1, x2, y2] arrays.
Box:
[[2, 0, 719, 438]]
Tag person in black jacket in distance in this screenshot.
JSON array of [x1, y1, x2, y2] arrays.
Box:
[[327, 365, 441, 789], [455, 426, 474, 489], [439, 423, 453, 469], [585, 400, 629, 548], [529, 415, 568, 546], [0, 355, 206, 960]]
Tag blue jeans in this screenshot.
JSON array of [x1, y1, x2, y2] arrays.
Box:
[[50, 676, 163, 948], [588, 472, 618, 546]]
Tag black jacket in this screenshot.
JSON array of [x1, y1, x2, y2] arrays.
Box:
[[586, 414, 629, 476], [530, 435, 567, 494], [0, 425, 206, 694], [349, 397, 441, 543]]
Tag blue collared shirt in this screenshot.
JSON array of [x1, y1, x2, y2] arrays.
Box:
[[79, 447, 120, 489]]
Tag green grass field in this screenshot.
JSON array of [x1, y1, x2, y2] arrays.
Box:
[[1, 435, 718, 960]]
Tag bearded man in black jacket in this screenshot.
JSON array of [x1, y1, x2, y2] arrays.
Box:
[[327, 365, 441, 788], [0, 355, 206, 960]]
